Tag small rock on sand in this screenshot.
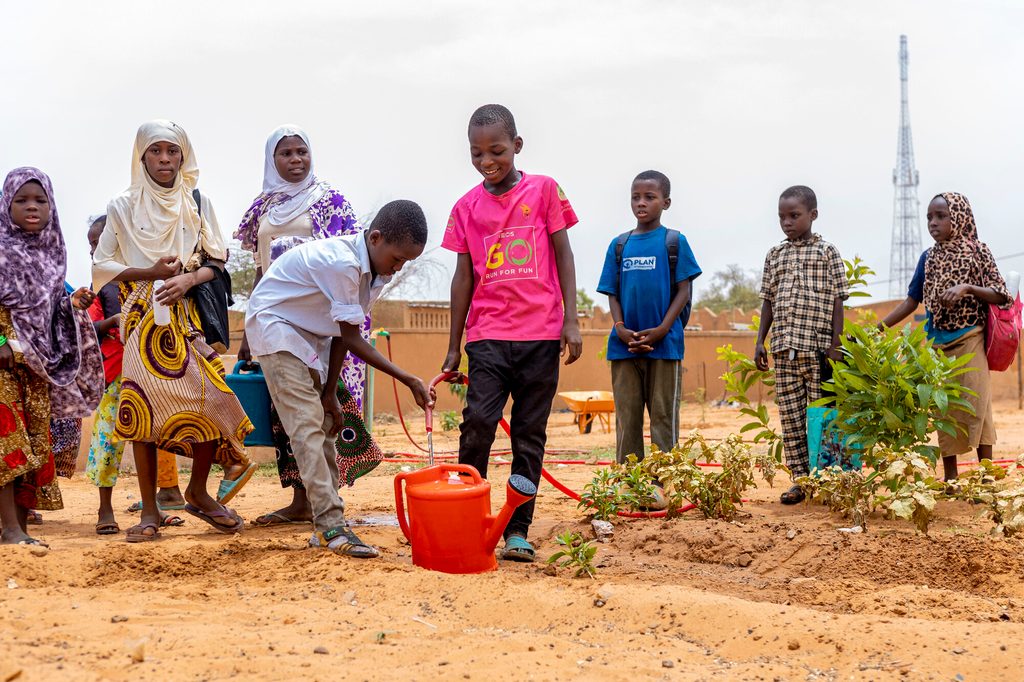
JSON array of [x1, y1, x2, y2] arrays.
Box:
[[662, 660, 675, 668], [314, 645, 329, 655], [737, 553, 753, 567], [787, 640, 800, 651], [786, 529, 798, 540], [591, 519, 614, 541]]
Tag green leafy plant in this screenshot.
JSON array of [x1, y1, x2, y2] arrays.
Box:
[[818, 321, 975, 463], [440, 410, 460, 432], [639, 432, 776, 520], [717, 343, 784, 466], [617, 455, 659, 510], [547, 531, 598, 578], [796, 466, 876, 528], [578, 468, 625, 521], [844, 256, 875, 301], [872, 449, 944, 533]]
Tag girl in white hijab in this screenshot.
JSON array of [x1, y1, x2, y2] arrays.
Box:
[[93, 120, 254, 542]]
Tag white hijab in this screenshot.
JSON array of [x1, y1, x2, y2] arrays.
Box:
[[262, 124, 327, 225], [93, 120, 226, 290]]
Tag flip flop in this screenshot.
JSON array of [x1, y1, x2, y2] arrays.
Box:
[[309, 525, 379, 559], [217, 462, 258, 504], [26, 510, 42, 525], [252, 511, 308, 527], [126, 500, 186, 513], [125, 522, 160, 543], [95, 521, 121, 535], [161, 514, 185, 528], [501, 534, 536, 562], [184, 503, 244, 534]]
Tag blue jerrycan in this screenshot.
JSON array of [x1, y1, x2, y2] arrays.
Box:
[[224, 361, 275, 447]]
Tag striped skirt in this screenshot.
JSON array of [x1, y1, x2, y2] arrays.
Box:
[[115, 281, 252, 465]]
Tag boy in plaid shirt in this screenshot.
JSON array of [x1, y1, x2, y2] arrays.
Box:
[[754, 186, 849, 504]]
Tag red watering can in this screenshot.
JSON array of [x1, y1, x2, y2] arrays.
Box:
[[394, 373, 537, 574]]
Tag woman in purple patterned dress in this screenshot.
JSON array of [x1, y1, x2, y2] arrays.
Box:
[[235, 125, 379, 526]]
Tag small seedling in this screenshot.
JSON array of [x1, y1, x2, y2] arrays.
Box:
[[440, 410, 460, 432], [546, 531, 598, 579]]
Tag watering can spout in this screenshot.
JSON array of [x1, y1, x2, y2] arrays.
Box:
[[484, 474, 538, 552]]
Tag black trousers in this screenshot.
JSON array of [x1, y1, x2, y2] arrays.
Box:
[[459, 339, 561, 540]]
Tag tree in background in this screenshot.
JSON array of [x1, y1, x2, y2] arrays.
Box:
[[695, 264, 761, 312], [226, 245, 256, 309], [379, 255, 450, 300], [577, 288, 595, 316]]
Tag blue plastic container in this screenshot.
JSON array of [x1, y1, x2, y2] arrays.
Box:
[[807, 406, 863, 472], [225, 361, 275, 447]]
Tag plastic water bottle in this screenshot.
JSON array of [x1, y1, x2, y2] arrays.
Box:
[[152, 280, 171, 326], [1006, 271, 1020, 301]]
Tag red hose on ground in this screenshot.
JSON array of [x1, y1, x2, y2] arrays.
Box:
[[378, 334, 694, 518]]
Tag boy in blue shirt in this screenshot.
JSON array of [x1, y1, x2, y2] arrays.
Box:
[[597, 171, 701, 499]]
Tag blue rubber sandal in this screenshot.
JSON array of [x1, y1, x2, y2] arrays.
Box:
[[501, 534, 536, 562], [217, 462, 258, 504]]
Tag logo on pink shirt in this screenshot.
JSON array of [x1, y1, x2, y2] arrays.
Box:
[[482, 225, 538, 285]]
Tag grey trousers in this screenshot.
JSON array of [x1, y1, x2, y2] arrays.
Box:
[[611, 358, 681, 464], [257, 351, 345, 531]]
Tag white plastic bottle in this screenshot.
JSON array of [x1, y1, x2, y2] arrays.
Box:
[[1006, 271, 1020, 301], [152, 280, 171, 326]]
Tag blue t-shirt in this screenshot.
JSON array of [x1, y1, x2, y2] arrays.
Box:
[[907, 249, 972, 345], [597, 226, 701, 361]]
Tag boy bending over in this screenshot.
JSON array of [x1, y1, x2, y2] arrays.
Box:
[[246, 200, 433, 557]]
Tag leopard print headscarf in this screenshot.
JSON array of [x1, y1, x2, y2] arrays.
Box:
[[923, 192, 1008, 331]]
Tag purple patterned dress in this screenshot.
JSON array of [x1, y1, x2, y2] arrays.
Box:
[[236, 185, 378, 488]]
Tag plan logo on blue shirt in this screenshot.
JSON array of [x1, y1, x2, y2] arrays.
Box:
[[622, 256, 657, 271]]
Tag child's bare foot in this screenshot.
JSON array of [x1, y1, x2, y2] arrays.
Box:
[[222, 463, 247, 482], [95, 507, 120, 535], [156, 486, 186, 508], [184, 489, 243, 532], [1, 526, 33, 544], [253, 489, 312, 526]]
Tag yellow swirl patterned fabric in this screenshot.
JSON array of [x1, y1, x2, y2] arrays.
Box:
[[115, 281, 252, 464]]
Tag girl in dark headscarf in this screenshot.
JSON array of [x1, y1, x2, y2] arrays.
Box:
[[881, 192, 1010, 481], [0, 167, 103, 545]]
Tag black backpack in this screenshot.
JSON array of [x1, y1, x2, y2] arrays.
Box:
[[614, 228, 691, 327], [189, 188, 234, 352]]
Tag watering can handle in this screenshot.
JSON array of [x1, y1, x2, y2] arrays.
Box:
[[425, 372, 465, 432], [232, 360, 262, 375], [394, 473, 412, 542]]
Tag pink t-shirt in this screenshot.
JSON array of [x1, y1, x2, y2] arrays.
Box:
[[442, 172, 578, 342]]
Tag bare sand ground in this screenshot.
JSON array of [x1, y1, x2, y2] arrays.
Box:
[[3, 401, 1024, 681]]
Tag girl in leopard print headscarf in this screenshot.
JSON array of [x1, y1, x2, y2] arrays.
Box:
[[881, 192, 1010, 481]]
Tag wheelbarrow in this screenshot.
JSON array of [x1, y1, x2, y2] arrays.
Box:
[[557, 390, 615, 434]]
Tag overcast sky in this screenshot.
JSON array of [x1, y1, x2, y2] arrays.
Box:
[[2, 0, 1021, 304]]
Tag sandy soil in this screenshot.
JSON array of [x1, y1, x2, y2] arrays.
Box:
[[4, 401, 1024, 681]]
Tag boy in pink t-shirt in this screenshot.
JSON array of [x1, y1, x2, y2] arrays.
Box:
[[441, 104, 583, 562]]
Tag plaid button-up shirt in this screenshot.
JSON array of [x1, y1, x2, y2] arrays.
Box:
[[760, 234, 849, 353]]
